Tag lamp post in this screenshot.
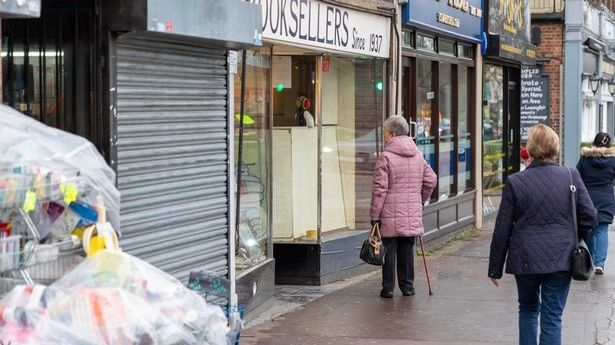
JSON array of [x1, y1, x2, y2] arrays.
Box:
[[590, 75, 601, 94]]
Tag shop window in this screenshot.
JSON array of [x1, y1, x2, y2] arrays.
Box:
[[321, 57, 385, 235], [402, 30, 415, 49], [408, 57, 475, 201], [439, 63, 454, 199], [2, 1, 100, 149], [417, 34, 436, 52], [270, 54, 385, 241], [416, 59, 436, 173], [234, 48, 272, 273], [458, 66, 472, 192], [459, 44, 474, 59], [272, 56, 317, 127], [482, 65, 505, 203], [439, 40, 456, 56], [271, 56, 318, 241]]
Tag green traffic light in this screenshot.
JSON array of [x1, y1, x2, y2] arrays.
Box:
[[375, 81, 383, 92], [276, 83, 285, 92]]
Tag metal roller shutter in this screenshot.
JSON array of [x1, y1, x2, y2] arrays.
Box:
[[115, 35, 229, 282]]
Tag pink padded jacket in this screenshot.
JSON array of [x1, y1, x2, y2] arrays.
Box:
[[369, 136, 437, 238]]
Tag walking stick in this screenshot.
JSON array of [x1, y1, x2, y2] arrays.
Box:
[[418, 236, 433, 296]]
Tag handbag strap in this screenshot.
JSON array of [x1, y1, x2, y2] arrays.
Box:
[[567, 168, 580, 247], [370, 223, 381, 239]]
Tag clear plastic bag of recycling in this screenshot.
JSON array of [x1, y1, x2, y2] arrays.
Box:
[[0, 250, 231, 345]]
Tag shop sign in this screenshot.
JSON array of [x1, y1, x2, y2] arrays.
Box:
[[520, 66, 550, 142], [604, 61, 615, 79], [402, 0, 483, 43], [247, 0, 391, 58], [487, 0, 536, 65]]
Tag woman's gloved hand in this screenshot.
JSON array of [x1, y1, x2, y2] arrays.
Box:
[[371, 219, 381, 227]]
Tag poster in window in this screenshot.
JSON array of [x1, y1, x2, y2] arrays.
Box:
[[520, 66, 550, 142]]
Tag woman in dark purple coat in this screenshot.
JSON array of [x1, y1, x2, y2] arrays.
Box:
[[488, 124, 597, 345]]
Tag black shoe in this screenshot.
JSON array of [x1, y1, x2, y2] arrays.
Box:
[[401, 288, 415, 296], [380, 290, 394, 298]]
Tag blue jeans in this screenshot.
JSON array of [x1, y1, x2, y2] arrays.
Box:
[[588, 223, 609, 268], [515, 272, 572, 345]]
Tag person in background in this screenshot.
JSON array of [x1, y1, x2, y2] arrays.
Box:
[[370, 115, 437, 298], [520, 147, 531, 171], [577, 132, 615, 274], [294, 96, 315, 128], [489, 124, 597, 345]]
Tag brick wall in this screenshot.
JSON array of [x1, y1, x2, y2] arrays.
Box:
[[532, 21, 565, 135]]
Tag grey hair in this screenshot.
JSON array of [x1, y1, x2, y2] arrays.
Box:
[[383, 115, 409, 136]]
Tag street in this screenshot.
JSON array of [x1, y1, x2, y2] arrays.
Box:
[[242, 221, 615, 345]]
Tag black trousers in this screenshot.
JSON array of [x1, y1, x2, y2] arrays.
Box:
[[381, 236, 415, 292]]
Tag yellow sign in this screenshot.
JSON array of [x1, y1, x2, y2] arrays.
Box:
[[437, 12, 461, 28], [501, 43, 521, 55]]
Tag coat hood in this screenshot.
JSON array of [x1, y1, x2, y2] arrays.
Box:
[[384, 136, 419, 157], [581, 147, 615, 168], [581, 146, 615, 157]]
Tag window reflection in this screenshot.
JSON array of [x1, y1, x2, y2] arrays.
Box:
[[482, 65, 505, 203], [439, 63, 453, 199], [235, 48, 272, 273]]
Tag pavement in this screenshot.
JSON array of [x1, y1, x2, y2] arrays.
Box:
[[241, 220, 615, 345]]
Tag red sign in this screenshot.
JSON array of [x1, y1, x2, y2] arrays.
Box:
[[322, 56, 330, 73], [166, 21, 174, 32]]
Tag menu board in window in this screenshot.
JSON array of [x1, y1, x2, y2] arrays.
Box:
[[520, 66, 550, 142]]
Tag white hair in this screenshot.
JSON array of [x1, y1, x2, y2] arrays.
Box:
[[383, 115, 409, 136]]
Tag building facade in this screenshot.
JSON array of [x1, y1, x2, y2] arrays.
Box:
[[564, 0, 615, 166], [481, 0, 537, 215], [0, 0, 268, 318], [398, 0, 483, 239], [242, 0, 396, 285]]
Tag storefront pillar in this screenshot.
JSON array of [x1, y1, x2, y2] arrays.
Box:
[[563, 0, 585, 167], [474, 49, 484, 229]]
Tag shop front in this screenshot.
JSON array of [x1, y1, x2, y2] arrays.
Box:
[[399, 0, 482, 239], [2, 0, 267, 318], [482, 0, 536, 215], [246, 0, 393, 285]]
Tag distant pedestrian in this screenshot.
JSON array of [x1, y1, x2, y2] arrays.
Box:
[[370, 115, 437, 298], [577, 132, 615, 275], [520, 147, 531, 171], [488, 124, 597, 345]]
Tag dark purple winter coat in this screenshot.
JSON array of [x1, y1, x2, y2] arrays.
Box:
[[577, 147, 615, 224], [488, 161, 597, 279]]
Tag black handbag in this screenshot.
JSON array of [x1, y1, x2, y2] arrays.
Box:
[[568, 168, 594, 281], [359, 223, 386, 266]]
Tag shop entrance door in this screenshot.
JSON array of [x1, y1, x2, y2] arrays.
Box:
[[482, 65, 520, 215], [505, 78, 521, 179]]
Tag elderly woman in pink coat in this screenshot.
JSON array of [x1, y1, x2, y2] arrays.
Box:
[[370, 115, 437, 298]]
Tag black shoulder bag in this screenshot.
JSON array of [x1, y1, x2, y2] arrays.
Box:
[[568, 168, 594, 281]]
